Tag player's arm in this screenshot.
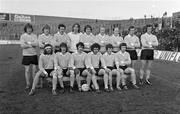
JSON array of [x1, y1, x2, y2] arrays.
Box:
[[38, 35, 44, 48], [141, 35, 150, 48], [31, 35, 39, 47], [20, 35, 32, 49], [135, 36, 140, 48], [39, 55, 47, 75], [152, 35, 159, 47], [125, 53, 131, 65]]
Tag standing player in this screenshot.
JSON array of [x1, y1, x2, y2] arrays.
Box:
[[53, 24, 71, 50], [115, 43, 139, 90], [86, 43, 109, 92], [68, 23, 82, 53], [140, 25, 158, 85], [29, 44, 57, 95], [124, 26, 140, 68], [102, 44, 122, 91], [38, 24, 54, 54], [109, 27, 123, 52], [53, 43, 75, 93], [71, 42, 92, 92], [95, 26, 109, 53], [20, 23, 38, 89], [79, 25, 96, 53]]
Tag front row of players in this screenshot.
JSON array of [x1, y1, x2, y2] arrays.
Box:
[[29, 42, 139, 96]]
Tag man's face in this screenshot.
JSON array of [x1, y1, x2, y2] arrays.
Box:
[[107, 48, 112, 54], [45, 46, 52, 54], [93, 48, 99, 54], [61, 46, 67, 53], [44, 28, 50, 35], [113, 28, 119, 35], [27, 28, 32, 34], [77, 45, 83, 52], [129, 28, 135, 36], [100, 27, 105, 35], [73, 25, 79, 33], [147, 27, 152, 34], [121, 46, 126, 52], [85, 27, 91, 35], [59, 27, 65, 34]]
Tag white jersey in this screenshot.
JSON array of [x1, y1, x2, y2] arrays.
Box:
[[68, 32, 82, 52]]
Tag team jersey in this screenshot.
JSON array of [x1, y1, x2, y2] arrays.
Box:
[[39, 53, 55, 72], [67, 32, 82, 52], [53, 32, 71, 47], [54, 52, 72, 69], [124, 34, 140, 50], [96, 34, 109, 53], [108, 34, 123, 47], [79, 33, 96, 51], [20, 33, 38, 56], [38, 33, 54, 54], [71, 52, 88, 68], [86, 52, 105, 69], [102, 52, 116, 67], [115, 51, 131, 66], [141, 33, 158, 49]]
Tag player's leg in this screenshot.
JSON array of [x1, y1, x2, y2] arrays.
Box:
[[140, 60, 146, 85], [24, 65, 31, 89], [32, 65, 38, 79], [131, 60, 136, 69], [113, 69, 122, 90], [125, 67, 139, 89], [91, 69, 100, 92], [82, 69, 92, 87], [67, 70, 75, 92], [99, 69, 109, 92], [75, 69, 81, 91], [108, 70, 113, 91], [52, 71, 58, 95], [145, 60, 153, 85], [57, 69, 65, 93], [29, 70, 43, 95]]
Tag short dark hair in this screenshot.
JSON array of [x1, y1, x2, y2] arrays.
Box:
[[84, 25, 92, 32], [113, 27, 119, 31], [72, 23, 80, 33], [42, 24, 50, 32], [91, 43, 100, 51], [128, 26, 135, 31], [76, 42, 84, 49], [119, 43, 127, 49], [24, 23, 33, 32], [43, 44, 53, 55], [59, 42, 68, 52], [105, 44, 113, 50], [58, 24, 66, 29]]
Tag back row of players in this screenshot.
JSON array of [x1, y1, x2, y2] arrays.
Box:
[[20, 23, 158, 95]]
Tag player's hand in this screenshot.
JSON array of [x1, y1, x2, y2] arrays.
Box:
[[74, 68, 80, 75], [43, 71, 48, 77]]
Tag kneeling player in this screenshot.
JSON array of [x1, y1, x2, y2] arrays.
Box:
[[53, 43, 75, 93], [102, 44, 122, 91], [29, 44, 56, 95], [87, 43, 109, 93], [71, 42, 92, 92], [115, 43, 139, 90]]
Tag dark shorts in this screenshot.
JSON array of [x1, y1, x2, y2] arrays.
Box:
[[22, 55, 38, 65], [140, 49, 154, 60], [107, 66, 115, 71], [78, 68, 86, 76], [126, 50, 138, 60], [94, 68, 104, 77], [62, 68, 69, 77], [119, 66, 128, 71], [45, 69, 54, 77]]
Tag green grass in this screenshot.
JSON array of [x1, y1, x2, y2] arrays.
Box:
[[0, 45, 180, 114]]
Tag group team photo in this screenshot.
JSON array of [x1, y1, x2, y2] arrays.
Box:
[[20, 23, 158, 96]]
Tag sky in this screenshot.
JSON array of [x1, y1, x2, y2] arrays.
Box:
[[0, 0, 180, 20]]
